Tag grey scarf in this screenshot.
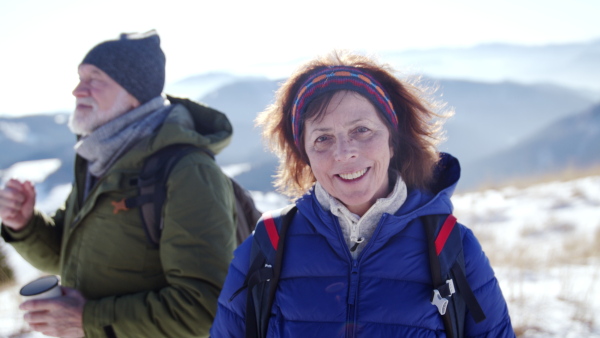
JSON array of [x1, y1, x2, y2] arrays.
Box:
[[74, 96, 171, 177]]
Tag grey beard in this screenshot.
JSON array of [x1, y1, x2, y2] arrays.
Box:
[[74, 96, 170, 177]]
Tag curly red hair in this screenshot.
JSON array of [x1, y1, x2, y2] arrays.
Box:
[[256, 50, 451, 199]]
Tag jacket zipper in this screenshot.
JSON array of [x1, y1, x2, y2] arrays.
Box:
[[347, 260, 359, 337]]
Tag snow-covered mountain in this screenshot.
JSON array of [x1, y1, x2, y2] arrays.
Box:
[[0, 114, 73, 197]]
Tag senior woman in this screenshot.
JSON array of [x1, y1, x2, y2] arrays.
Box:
[[211, 51, 515, 337]]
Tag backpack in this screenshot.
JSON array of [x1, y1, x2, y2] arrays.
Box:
[[239, 206, 486, 338], [124, 143, 262, 247]]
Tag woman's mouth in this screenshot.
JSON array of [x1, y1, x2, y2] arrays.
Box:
[[338, 168, 368, 181]]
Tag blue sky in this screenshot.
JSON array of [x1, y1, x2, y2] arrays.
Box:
[[1, 0, 599, 116]]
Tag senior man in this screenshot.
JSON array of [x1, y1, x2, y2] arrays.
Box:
[[0, 30, 236, 337]]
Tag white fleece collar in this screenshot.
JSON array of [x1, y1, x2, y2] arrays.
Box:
[[315, 171, 408, 258]]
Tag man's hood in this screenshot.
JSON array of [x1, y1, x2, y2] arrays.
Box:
[[145, 95, 233, 156]]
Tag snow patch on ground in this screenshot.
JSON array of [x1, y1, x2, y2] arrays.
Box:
[[453, 176, 600, 337], [0, 159, 62, 184], [0, 121, 30, 143]]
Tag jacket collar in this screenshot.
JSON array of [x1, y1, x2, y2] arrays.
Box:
[[295, 153, 461, 244]]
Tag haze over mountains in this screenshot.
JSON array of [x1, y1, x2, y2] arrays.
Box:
[[1, 40, 599, 196], [465, 103, 600, 188], [381, 39, 600, 94]]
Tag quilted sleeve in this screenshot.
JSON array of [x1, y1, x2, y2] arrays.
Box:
[[210, 238, 253, 337], [461, 225, 516, 338]]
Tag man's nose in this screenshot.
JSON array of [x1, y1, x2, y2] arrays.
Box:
[[72, 81, 89, 97]]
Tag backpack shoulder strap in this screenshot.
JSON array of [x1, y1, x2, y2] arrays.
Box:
[[423, 214, 486, 338], [125, 144, 204, 247], [125, 143, 260, 247], [231, 177, 262, 244], [242, 204, 297, 338]]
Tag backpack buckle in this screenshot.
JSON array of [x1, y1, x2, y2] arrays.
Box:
[[431, 289, 448, 315], [431, 279, 455, 315], [264, 264, 273, 281]]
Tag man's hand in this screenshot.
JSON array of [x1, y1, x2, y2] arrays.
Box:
[[0, 179, 36, 231], [20, 287, 86, 338]]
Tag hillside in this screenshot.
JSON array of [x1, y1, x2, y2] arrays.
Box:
[[0, 115, 74, 197], [464, 103, 600, 190], [435, 79, 593, 163]]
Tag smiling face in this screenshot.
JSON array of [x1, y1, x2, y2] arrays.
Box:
[[69, 64, 139, 136], [304, 91, 394, 216]]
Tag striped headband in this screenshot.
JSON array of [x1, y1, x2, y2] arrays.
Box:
[[291, 66, 398, 148]]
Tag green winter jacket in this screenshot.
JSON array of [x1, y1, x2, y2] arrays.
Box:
[[2, 96, 237, 337]]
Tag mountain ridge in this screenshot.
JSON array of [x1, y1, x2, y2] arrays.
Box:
[[2, 40, 599, 193]]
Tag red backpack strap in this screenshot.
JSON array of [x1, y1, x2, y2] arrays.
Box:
[[262, 213, 281, 250], [434, 215, 458, 255], [424, 214, 486, 338]]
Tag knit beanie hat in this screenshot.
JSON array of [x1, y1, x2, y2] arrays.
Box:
[[81, 30, 165, 104]]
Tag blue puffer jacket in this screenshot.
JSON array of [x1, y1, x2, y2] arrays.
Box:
[[211, 154, 514, 337]]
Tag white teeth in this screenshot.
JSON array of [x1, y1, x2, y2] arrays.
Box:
[[339, 169, 367, 180]]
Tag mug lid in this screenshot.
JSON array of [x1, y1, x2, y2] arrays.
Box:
[[20, 275, 60, 296]]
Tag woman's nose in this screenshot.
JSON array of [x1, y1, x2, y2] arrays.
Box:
[[333, 137, 357, 161]]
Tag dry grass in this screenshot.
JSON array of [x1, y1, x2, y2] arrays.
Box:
[[593, 226, 600, 257], [480, 222, 600, 336], [559, 234, 598, 265], [468, 165, 600, 192], [463, 168, 600, 336], [557, 263, 599, 331]]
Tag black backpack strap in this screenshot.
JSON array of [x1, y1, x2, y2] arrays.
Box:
[[125, 142, 259, 248], [125, 144, 205, 247], [424, 214, 458, 337], [423, 214, 486, 338], [451, 261, 486, 323], [241, 204, 297, 338]]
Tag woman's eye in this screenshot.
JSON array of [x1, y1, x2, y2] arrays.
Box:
[[313, 135, 333, 151], [315, 135, 329, 143], [353, 126, 371, 137]]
